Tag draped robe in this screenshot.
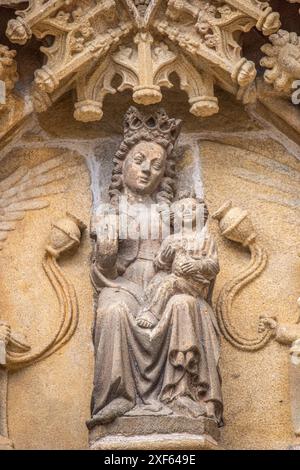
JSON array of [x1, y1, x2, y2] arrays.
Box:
[[88, 211, 223, 428]]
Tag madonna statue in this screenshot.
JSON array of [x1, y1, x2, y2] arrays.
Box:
[[87, 107, 223, 448]]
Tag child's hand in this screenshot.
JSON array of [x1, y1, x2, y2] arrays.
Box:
[[161, 244, 175, 260], [181, 261, 198, 274]]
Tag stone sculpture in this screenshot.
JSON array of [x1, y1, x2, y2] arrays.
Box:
[[136, 193, 217, 330], [261, 30, 300, 94], [213, 200, 270, 351], [4, 0, 281, 120], [88, 106, 223, 450]]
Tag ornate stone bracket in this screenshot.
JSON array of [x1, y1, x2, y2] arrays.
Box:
[[212, 200, 271, 351], [4, 0, 281, 121], [259, 299, 300, 438], [155, 0, 279, 90], [0, 213, 85, 449]]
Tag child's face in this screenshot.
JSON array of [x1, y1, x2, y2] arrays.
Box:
[[172, 198, 204, 229]]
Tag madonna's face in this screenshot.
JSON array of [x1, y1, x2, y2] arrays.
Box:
[[123, 141, 167, 196]]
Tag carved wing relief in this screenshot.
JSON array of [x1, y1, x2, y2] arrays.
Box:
[[0, 155, 80, 250]]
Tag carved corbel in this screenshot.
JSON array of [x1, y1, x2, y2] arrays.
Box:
[[5, 0, 131, 112], [154, 21, 258, 103], [74, 56, 116, 122], [113, 34, 220, 115], [157, 0, 280, 101], [73, 34, 173, 122], [74, 37, 220, 122], [3, 0, 281, 119], [173, 55, 219, 117], [260, 30, 300, 94], [6, 0, 117, 46]]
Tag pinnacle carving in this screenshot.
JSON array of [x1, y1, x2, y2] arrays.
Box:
[[5, 0, 281, 121]]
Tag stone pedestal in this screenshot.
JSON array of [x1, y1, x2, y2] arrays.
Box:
[[0, 436, 14, 450], [89, 416, 220, 450]]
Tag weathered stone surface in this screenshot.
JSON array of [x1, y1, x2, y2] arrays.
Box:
[[0, 143, 94, 449], [89, 415, 220, 450], [201, 136, 300, 449], [88, 107, 223, 449], [3, 0, 281, 120], [91, 433, 220, 451], [0, 0, 300, 452]]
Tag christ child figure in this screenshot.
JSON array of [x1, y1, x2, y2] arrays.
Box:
[[137, 192, 219, 329]]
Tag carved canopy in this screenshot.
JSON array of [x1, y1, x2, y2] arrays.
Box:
[[2, 0, 283, 122]]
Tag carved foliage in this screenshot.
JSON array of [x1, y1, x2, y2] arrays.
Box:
[[261, 30, 300, 93]]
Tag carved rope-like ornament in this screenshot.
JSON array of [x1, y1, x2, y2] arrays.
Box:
[[0, 213, 85, 449], [4, 213, 86, 369], [213, 201, 272, 352]]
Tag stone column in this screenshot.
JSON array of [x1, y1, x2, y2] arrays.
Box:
[[0, 338, 13, 450]]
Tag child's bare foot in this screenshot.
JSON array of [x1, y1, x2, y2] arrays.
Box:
[[136, 309, 158, 329], [205, 401, 216, 420]]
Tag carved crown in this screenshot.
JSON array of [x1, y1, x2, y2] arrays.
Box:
[[123, 106, 182, 146]]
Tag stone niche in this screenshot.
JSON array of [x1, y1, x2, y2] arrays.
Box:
[[0, 72, 300, 450]]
